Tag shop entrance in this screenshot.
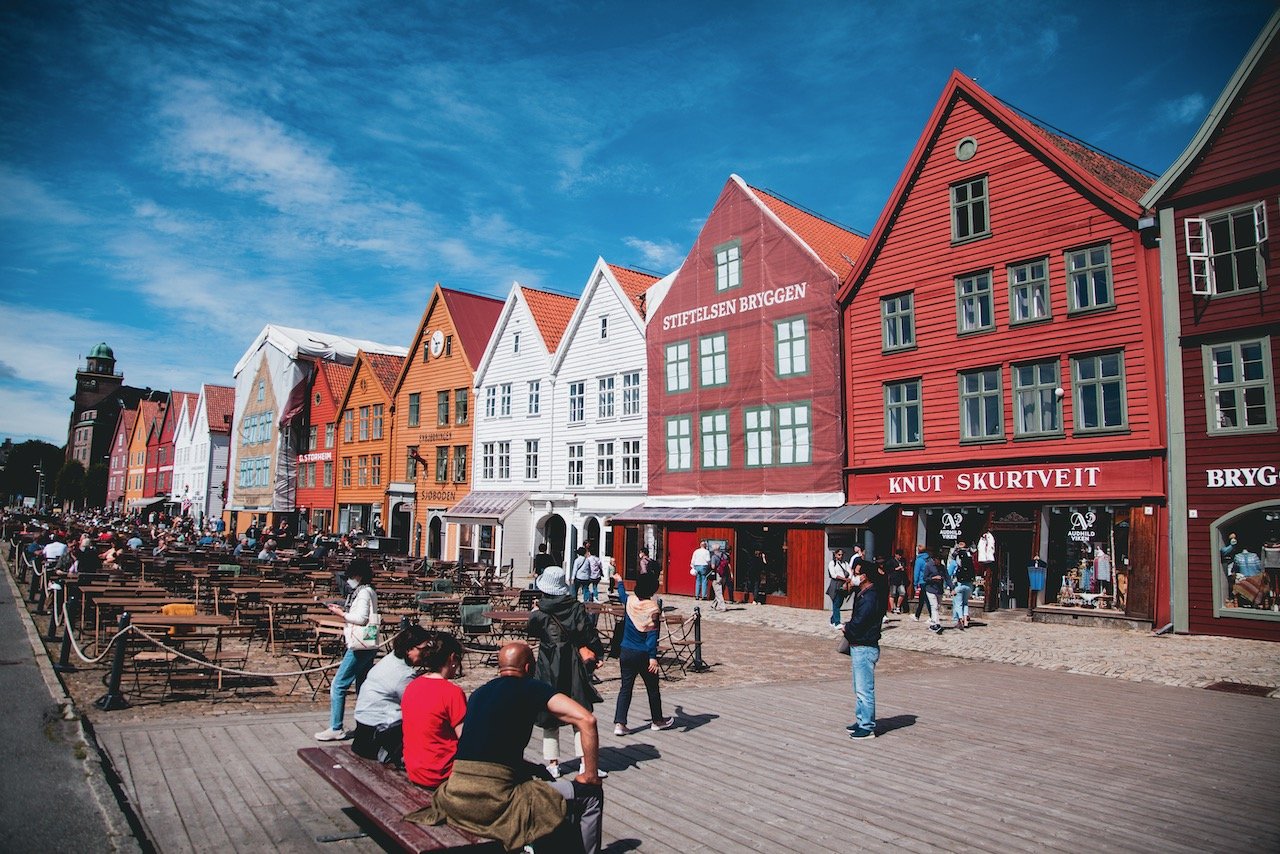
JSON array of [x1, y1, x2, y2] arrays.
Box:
[[998, 530, 1034, 609], [666, 530, 701, 597]]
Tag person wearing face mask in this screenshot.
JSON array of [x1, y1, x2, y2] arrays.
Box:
[[841, 567, 881, 741], [316, 559, 378, 741]]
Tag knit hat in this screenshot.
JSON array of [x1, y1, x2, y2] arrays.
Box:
[[535, 565, 571, 596]]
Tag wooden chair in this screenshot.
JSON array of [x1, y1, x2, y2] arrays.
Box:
[[289, 625, 345, 700], [458, 603, 500, 669], [658, 614, 696, 678]]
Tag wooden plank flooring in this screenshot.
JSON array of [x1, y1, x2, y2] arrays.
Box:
[[94, 659, 1280, 853]]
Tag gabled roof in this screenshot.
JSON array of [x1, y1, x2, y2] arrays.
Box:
[[1140, 9, 1280, 207], [134, 400, 162, 447], [520, 286, 578, 352], [838, 70, 1152, 304], [606, 264, 660, 318], [162, 391, 199, 442], [747, 184, 868, 282], [316, 361, 353, 405], [365, 352, 406, 397], [203, 384, 235, 433], [114, 408, 137, 443], [549, 257, 652, 375], [233, 324, 406, 377], [440, 288, 505, 365]]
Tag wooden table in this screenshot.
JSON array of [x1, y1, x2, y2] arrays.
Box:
[[261, 595, 325, 653], [482, 610, 531, 640]]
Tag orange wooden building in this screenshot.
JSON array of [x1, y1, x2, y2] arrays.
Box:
[[332, 351, 404, 538]]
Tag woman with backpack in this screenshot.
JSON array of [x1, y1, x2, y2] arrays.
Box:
[[951, 541, 977, 630]]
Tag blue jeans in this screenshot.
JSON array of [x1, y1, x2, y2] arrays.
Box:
[[694, 566, 710, 599], [829, 587, 848, 625], [952, 584, 973, 622], [587, 580, 600, 602], [849, 645, 880, 732], [330, 647, 377, 730]]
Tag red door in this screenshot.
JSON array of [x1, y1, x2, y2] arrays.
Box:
[[665, 531, 700, 597]]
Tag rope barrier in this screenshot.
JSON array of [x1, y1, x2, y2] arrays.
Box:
[[59, 601, 136, 665]]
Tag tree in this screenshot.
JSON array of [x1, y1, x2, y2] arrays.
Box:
[[0, 440, 64, 507], [56, 460, 86, 511], [84, 462, 110, 508]]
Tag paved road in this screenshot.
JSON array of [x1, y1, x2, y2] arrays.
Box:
[[0, 566, 139, 853]]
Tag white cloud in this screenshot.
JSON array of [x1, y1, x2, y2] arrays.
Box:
[[1158, 93, 1207, 126], [0, 166, 91, 225], [0, 385, 69, 444], [623, 237, 685, 272]]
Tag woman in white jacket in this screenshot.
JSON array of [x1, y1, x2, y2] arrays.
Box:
[[316, 559, 379, 741]]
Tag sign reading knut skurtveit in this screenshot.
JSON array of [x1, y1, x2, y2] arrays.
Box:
[[849, 458, 1164, 503]]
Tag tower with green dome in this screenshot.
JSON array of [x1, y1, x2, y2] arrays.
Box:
[[66, 342, 147, 501]]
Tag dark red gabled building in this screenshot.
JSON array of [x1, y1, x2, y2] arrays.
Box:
[[295, 359, 352, 537], [838, 71, 1168, 624], [1142, 11, 1280, 641]]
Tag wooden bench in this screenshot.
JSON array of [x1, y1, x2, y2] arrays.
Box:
[[298, 745, 502, 852]]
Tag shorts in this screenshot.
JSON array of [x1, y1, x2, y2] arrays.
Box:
[[889, 583, 907, 597]]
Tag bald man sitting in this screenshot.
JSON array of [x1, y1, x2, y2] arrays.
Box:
[[407, 641, 604, 853]]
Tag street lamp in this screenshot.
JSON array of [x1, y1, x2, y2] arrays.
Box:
[[33, 463, 45, 510]]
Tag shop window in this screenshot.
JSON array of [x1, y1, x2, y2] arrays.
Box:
[[1065, 243, 1114, 313], [665, 341, 691, 393], [1013, 359, 1062, 438], [951, 175, 989, 242], [956, 270, 994, 334], [881, 294, 914, 351], [596, 440, 615, 485], [1072, 351, 1128, 433], [700, 411, 730, 469], [665, 416, 692, 471], [714, 239, 742, 291], [1008, 258, 1050, 324], [1045, 507, 1126, 610], [699, 333, 728, 388], [775, 316, 809, 376], [1185, 203, 1267, 296], [1212, 503, 1280, 617], [1203, 338, 1275, 434], [884, 379, 923, 448], [568, 443, 585, 486], [959, 367, 1003, 442]]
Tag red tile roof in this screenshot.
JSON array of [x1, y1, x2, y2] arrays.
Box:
[[1028, 125, 1154, 202], [135, 400, 162, 443], [440, 288, 504, 365], [607, 264, 660, 318], [318, 361, 353, 404], [164, 391, 200, 441], [520, 286, 579, 352], [749, 186, 868, 280], [203, 384, 235, 433], [364, 352, 406, 397]]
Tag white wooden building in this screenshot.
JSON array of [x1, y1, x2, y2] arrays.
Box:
[[171, 384, 234, 528]]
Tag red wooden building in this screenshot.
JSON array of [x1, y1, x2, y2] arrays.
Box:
[[838, 71, 1168, 624], [1141, 11, 1280, 641], [615, 174, 866, 609], [105, 408, 136, 513], [295, 359, 352, 538]]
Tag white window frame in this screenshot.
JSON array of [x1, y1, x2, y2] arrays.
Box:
[[527, 380, 541, 416], [1203, 338, 1276, 434], [568, 381, 585, 424], [525, 439, 539, 480], [567, 443, 584, 486], [699, 333, 728, 388], [598, 376, 616, 419], [665, 342, 691, 393], [621, 439, 641, 486], [499, 383, 512, 417], [497, 441, 510, 480], [714, 240, 742, 291], [485, 386, 497, 418], [596, 441, 615, 486], [622, 372, 641, 416], [700, 411, 730, 469], [666, 416, 692, 471], [1185, 203, 1269, 297]]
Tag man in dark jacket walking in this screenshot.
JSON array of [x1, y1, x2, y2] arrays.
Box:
[[842, 568, 881, 741]]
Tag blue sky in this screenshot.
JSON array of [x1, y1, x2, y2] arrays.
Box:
[[0, 0, 1273, 445]]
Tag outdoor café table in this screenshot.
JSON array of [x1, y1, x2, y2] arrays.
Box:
[[262, 594, 323, 653], [129, 613, 232, 633], [481, 609, 532, 640]]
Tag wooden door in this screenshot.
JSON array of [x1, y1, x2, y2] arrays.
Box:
[[786, 527, 827, 610], [664, 530, 701, 597]]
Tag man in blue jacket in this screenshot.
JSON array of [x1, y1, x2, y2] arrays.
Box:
[[842, 568, 881, 741]]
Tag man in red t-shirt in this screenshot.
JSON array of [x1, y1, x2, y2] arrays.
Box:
[[401, 633, 466, 788]]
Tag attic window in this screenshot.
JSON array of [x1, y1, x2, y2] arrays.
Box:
[[513, 333, 520, 354], [955, 136, 978, 161], [714, 239, 742, 292], [1185, 202, 1268, 296], [600, 316, 609, 339]]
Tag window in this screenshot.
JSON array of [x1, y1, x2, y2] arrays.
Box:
[[437, 391, 450, 425], [598, 376, 615, 418], [956, 271, 994, 334], [485, 386, 496, 418], [666, 416, 693, 471], [777, 403, 811, 464], [456, 388, 469, 424], [323, 460, 333, 487], [343, 411, 353, 443], [699, 333, 728, 387], [622, 372, 641, 416], [885, 379, 923, 448], [665, 342, 691, 393], [497, 442, 510, 479], [257, 379, 265, 402], [951, 175, 989, 241], [568, 381, 585, 423], [357, 406, 369, 441], [959, 368, 1003, 442], [715, 239, 742, 291], [1073, 352, 1128, 433], [881, 295, 914, 351], [1186, 204, 1268, 296], [482, 443, 495, 480], [700, 411, 730, 468], [357, 455, 368, 486], [775, 316, 809, 376], [371, 454, 381, 486], [406, 446, 419, 480], [372, 404, 383, 439], [407, 393, 420, 427], [525, 439, 539, 480], [435, 447, 449, 483], [744, 408, 773, 467], [445, 335, 453, 356], [596, 441, 614, 485], [325, 423, 335, 448], [567, 443, 584, 486], [622, 439, 641, 486], [1013, 360, 1062, 437], [1009, 259, 1050, 324], [513, 332, 520, 354], [528, 381, 541, 416], [1204, 339, 1275, 433], [307, 425, 317, 452], [499, 383, 511, 417], [452, 446, 467, 482], [600, 316, 609, 339], [1066, 244, 1114, 312]]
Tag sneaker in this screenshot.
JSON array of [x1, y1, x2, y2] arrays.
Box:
[[314, 727, 347, 741], [651, 716, 677, 731], [911, 615, 919, 622], [546, 762, 562, 779], [849, 727, 877, 741], [845, 722, 861, 732], [928, 624, 942, 633], [614, 723, 630, 737]]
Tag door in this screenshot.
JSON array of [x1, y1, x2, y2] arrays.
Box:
[[999, 531, 1033, 610], [665, 530, 701, 597]]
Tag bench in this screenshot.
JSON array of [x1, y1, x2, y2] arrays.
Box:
[[298, 746, 502, 852]]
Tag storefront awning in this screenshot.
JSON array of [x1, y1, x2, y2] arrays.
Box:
[[822, 503, 894, 526], [126, 496, 166, 510], [443, 491, 529, 526], [610, 504, 834, 525]]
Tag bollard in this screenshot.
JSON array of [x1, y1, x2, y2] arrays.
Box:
[[45, 583, 60, 641], [94, 612, 131, 711], [35, 572, 48, 614], [689, 606, 711, 672], [28, 559, 41, 602], [399, 615, 411, 634], [54, 624, 77, 673]]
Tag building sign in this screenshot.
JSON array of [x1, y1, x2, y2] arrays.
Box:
[[1068, 510, 1097, 542], [939, 511, 965, 541], [418, 431, 454, 443], [420, 488, 458, 503], [661, 282, 808, 331], [298, 451, 332, 463], [851, 457, 1163, 503], [1205, 466, 1278, 488]]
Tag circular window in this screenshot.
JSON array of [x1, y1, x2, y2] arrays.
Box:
[[955, 136, 978, 162], [314, 393, 321, 404]]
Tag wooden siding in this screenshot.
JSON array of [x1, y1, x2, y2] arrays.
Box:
[[333, 355, 395, 523], [294, 361, 341, 525], [785, 527, 826, 609], [844, 94, 1164, 476]]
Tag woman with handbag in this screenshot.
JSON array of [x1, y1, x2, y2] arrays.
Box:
[[316, 559, 379, 741], [526, 565, 605, 779]]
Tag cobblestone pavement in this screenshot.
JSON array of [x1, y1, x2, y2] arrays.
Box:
[[677, 594, 1280, 693]]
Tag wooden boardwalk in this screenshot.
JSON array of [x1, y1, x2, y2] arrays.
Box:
[[94, 659, 1280, 853]]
